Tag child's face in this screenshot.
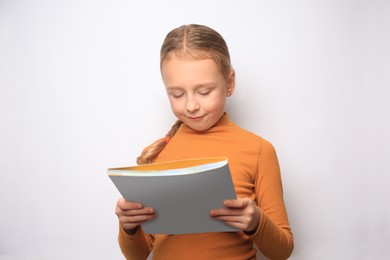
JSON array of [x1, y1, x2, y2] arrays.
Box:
[[162, 54, 235, 132]]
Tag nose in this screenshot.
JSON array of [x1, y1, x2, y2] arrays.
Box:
[[186, 95, 200, 113]]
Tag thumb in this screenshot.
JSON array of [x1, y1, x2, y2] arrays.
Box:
[[224, 198, 251, 208]]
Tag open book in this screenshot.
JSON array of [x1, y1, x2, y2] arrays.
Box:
[[108, 157, 238, 234]]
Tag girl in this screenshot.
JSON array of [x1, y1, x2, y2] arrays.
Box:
[[115, 24, 294, 260]]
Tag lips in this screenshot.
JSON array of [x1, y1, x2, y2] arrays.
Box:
[[187, 115, 205, 120]]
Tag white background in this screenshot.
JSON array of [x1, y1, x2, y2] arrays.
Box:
[[0, 0, 389, 259]]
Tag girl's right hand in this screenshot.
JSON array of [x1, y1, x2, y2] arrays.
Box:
[[115, 198, 156, 234]]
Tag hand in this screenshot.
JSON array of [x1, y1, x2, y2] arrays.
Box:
[[210, 198, 261, 233], [115, 198, 156, 234]]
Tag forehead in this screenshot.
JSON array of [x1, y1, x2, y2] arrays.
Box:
[[161, 55, 222, 82], [162, 51, 220, 70]]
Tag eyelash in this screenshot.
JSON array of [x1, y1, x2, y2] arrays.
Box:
[[170, 90, 211, 98], [198, 91, 210, 96], [171, 93, 184, 98]]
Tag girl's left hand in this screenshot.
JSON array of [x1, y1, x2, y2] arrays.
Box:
[[210, 198, 261, 233]]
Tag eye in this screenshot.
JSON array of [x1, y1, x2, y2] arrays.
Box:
[[198, 90, 211, 96], [170, 92, 184, 99]]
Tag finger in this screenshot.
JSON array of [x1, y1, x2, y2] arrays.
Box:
[[119, 213, 157, 231], [121, 216, 154, 231], [211, 215, 248, 230], [117, 199, 144, 210], [210, 208, 243, 217], [120, 213, 156, 224], [223, 198, 251, 209], [213, 215, 249, 223], [214, 216, 254, 232], [116, 206, 154, 217], [122, 207, 155, 216], [224, 221, 248, 231]]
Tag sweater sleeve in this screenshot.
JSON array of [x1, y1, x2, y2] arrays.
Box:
[[118, 225, 154, 260], [249, 139, 294, 259]]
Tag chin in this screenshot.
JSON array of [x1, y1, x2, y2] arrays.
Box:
[[187, 123, 213, 132]]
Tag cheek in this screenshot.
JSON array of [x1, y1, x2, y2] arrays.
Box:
[[168, 98, 183, 113], [203, 93, 226, 111]]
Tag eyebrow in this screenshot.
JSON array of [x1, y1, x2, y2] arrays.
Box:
[[166, 82, 217, 90]]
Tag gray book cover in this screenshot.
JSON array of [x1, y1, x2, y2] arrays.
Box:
[[108, 158, 238, 234]]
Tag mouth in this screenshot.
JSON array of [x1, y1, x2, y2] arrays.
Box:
[[187, 115, 205, 121]]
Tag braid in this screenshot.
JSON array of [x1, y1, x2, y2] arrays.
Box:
[[136, 120, 183, 165]]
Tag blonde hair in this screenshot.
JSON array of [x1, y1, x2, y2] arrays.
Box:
[[160, 24, 232, 79], [137, 24, 232, 165]]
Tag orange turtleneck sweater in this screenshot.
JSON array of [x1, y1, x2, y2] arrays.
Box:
[[118, 114, 294, 259]]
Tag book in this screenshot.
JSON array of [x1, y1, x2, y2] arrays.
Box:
[[108, 157, 238, 234]]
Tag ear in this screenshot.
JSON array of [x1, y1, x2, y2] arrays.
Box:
[[226, 69, 235, 97]]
